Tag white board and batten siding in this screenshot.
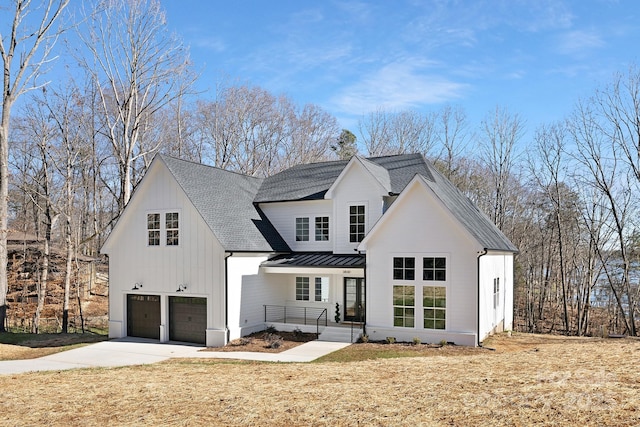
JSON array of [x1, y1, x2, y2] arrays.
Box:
[[327, 162, 387, 255], [226, 255, 272, 339], [259, 200, 332, 252], [360, 178, 481, 346], [478, 252, 514, 341], [102, 161, 227, 347]]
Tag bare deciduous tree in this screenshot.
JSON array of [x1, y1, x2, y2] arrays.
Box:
[[77, 0, 195, 212], [0, 0, 69, 332]]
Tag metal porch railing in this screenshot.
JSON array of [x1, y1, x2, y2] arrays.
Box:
[[264, 305, 328, 337]]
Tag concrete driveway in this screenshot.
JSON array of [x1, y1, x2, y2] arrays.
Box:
[[0, 338, 350, 375]]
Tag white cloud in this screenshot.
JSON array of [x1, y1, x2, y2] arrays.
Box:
[[331, 59, 468, 114], [193, 37, 226, 53], [556, 30, 605, 55]]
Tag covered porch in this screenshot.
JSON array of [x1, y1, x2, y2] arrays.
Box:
[[259, 252, 366, 342]]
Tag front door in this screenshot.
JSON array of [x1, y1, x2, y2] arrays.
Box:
[[344, 278, 365, 322]]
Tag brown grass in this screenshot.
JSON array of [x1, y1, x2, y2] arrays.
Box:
[[1, 333, 639, 426], [0, 333, 108, 360]]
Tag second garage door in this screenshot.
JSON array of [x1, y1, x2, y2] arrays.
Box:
[[169, 296, 207, 344]]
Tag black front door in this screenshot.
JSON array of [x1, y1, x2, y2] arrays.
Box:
[[344, 278, 365, 322]]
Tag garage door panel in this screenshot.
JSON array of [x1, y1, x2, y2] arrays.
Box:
[[169, 297, 206, 344], [127, 294, 161, 339]]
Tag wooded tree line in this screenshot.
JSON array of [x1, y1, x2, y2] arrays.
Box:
[[1, 0, 639, 336]]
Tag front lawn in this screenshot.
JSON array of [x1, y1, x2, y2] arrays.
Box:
[[0, 333, 638, 426], [0, 331, 108, 360]]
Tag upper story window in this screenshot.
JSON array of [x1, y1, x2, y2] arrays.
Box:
[[393, 257, 415, 280], [166, 212, 179, 246], [147, 211, 179, 246], [147, 213, 160, 246], [423, 257, 446, 281], [296, 217, 309, 241], [315, 216, 329, 241], [349, 205, 365, 242]]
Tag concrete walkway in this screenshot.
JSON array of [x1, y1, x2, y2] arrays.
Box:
[[0, 338, 351, 375]]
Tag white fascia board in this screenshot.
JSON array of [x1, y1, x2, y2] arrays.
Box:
[[325, 156, 388, 199], [358, 174, 482, 252]]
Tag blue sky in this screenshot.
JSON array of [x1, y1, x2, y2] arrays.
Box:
[[161, 0, 640, 138]]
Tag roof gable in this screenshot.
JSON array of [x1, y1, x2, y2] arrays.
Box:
[[255, 153, 433, 203], [324, 156, 391, 199], [360, 169, 517, 253]]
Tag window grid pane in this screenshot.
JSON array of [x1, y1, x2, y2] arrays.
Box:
[[296, 277, 309, 301], [315, 216, 329, 241], [423, 257, 446, 281], [423, 286, 446, 330], [147, 214, 160, 246], [393, 285, 415, 328], [296, 217, 309, 241], [393, 257, 415, 280], [166, 212, 179, 246], [349, 205, 365, 242]]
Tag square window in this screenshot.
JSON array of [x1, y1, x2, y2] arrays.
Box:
[[393, 257, 415, 280], [423, 257, 446, 281]]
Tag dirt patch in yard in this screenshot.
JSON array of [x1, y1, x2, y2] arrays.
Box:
[[202, 330, 317, 353]]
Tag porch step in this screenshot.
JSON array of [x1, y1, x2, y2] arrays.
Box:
[[318, 326, 363, 343]]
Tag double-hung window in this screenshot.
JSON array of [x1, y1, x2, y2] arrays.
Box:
[[296, 277, 310, 301], [296, 217, 309, 241], [315, 216, 329, 241], [393, 285, 415, 327], [349, 205, 365, 242], [147, 214, 160, 246], [493, 278, 500, 309], [423, 286, 446, 329], [165, 212, 179, 246]]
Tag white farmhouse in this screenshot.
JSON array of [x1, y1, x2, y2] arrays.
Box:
[[101, 153, 517, 347]]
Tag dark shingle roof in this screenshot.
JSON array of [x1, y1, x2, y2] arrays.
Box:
[[159, 153, 516, 253], [159, 155, 290, 252], [418, 163, 518, 253], [254, 153, 433, 202], [262, 252, 366, 268]]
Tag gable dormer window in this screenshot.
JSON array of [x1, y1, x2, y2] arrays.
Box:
[[349, 205, 365, 242], [147, 214, 160, 246], [296, 217, 309, 241]]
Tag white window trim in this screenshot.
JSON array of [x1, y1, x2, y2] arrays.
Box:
[[145, 209, 181, 247]]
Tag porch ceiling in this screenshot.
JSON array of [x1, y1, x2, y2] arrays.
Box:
[[261, 252, 366, 269]]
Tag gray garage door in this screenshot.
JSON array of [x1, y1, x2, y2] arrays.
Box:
[[127, 294, 161, 339], [169, 296, 207, 344]]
